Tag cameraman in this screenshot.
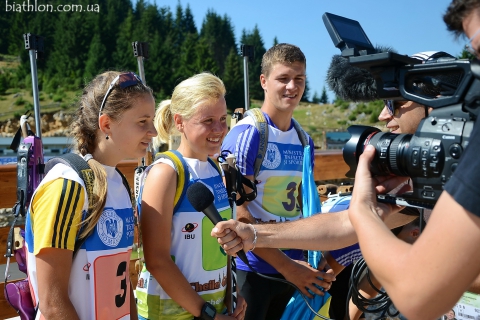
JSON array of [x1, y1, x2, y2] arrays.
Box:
[[344, 3, 480, 317], [212, 6, 480, 316], [326, 51, 450, 319]]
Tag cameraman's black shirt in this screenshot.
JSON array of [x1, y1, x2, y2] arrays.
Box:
[[444, 120, 480, 217]]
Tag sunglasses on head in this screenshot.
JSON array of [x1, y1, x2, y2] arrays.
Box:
[[98, 72, 143, 118]]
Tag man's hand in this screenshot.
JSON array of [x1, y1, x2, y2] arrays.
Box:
[[280, 259, 336, 299], [211, 220, 255, 255]]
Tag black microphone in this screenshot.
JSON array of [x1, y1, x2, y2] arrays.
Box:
[[187, 181, 249, 264], [326, 45, 396, 102]]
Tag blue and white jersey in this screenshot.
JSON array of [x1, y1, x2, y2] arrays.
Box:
[[222, 111, 314, 273], [136, 157, 230, 320]]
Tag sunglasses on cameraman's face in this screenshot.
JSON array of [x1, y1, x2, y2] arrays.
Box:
[[466, 27, 480, 59], [383, 100, 407, 116], [98, 72, 143, 118]]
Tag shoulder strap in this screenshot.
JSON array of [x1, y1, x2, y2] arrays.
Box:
[[45, 153, 133, 257], [154, 150, 190, 212], [292, 118, 309, 147], [116, 167, 133, 204], [152, 151, 221, 212], [244, 108, 268, 180], [244, 109, 309, 179], [207, 157, 222, 176], [44, 153, 95, 205], [45, 154, 95, 257]]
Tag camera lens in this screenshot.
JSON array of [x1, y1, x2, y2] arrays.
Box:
[[343, 125, 412, 178]]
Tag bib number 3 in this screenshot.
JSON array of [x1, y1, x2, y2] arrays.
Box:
[[94, 252, 131, 319]]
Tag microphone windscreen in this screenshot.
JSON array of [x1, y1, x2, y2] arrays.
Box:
[[326, 45, 396, 102], [187, 181, 215, 212]]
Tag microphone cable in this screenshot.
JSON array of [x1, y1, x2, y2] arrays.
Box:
[[217, 153, 333, 320], [346, 258, 399, 319]]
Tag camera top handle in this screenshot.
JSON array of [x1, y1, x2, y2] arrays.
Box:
[[323, 12, 480, 120]]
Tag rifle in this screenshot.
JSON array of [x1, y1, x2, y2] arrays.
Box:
[[6, 33, 45, 262], [131, 40, 150, 286], [4, 33, 46, 320]]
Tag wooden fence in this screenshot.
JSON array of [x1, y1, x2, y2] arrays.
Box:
[[0, 150, 349, 319]]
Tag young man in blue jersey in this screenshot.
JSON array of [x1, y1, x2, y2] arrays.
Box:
[[221, 43, 335, 319]]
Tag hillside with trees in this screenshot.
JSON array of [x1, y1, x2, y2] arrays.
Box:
[[0, 0, 282, 117], [1, 0, 435, 147]]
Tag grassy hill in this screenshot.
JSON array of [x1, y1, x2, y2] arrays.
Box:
[[0, 53, 385, 147]]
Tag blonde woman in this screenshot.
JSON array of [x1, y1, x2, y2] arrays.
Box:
[[136, 73, 246, 320]]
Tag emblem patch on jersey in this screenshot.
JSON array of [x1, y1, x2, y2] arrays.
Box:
[[97, 209, 123, 247], [182, 222, 198, 233], [262, 143, 281, 169]]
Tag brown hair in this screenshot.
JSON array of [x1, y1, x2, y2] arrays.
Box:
[[444, 0, 480, 38], [261, 43, 306, 77], [70, 71, 153, 238]]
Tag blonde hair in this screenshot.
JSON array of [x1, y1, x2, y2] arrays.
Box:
[[153, 72, 226, 145], [261, 43, 306, 78], [70, 71, 153, 238]]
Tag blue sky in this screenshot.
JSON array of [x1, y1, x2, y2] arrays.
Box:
[[150, 0, 465, 102]]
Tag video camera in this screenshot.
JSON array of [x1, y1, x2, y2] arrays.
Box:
[[323, 12, 480, 209]]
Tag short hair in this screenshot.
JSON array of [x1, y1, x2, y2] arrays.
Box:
[[444, 0, 480, 38], [261, 43, 306, 77], [391, 210, 424, 236]]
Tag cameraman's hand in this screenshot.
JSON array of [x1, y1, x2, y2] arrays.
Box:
[[349, 145, 405, 222]]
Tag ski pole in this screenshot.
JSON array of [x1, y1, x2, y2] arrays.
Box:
[[132, 41, 151, 200], [220, 154, 240, 314]]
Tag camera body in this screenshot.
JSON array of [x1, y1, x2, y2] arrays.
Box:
[[323, 12, 480, 209]]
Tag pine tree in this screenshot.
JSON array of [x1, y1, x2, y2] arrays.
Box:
[[223, 48, 244, 112], [84, 33, 107, 82], [46, 6, 94, 87], [272, 36, 279, 47], [301, 78, 310, 102], [175, 32, 199, 80], [458, 47, 474, 60], [200, 10, 236, 75], [0, 14, 8, 54], [100, 0, 132, 64], [194, 38, 219, 75], [112, 9, 137, 72], [312, 91, 321, 104], [320, 86, 329, 104]]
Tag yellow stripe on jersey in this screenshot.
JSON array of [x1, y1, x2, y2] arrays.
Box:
[[31, 178, 85, 255]]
